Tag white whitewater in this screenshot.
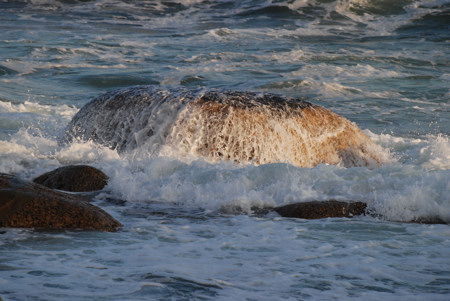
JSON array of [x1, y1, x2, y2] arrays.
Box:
[[64, 86, 387, 168], [1, 0, 449, 299]]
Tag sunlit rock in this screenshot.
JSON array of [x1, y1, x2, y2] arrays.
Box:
[[64, 86, 386, 168]]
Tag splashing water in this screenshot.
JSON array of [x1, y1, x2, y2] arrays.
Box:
[[64, 86, 388, 168], [1, 1, 449, 300]]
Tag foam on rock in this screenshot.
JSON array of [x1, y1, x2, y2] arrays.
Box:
[[64, 86, 386, 168]]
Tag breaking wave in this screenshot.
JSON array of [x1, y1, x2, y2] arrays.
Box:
[[64, 86, 388, 168]]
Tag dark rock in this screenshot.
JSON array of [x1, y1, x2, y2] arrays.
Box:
[[33, 165, 108, 192], [0, 173, 121, 231], [274, 200, 367, 219], [410, 217, 447, 225]]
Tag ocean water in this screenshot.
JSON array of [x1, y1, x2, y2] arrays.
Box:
[[0, 0, 449, 300]]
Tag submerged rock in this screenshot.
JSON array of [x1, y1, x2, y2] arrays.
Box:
[[274, 200, 367, 219], [63, 86, 386, 168], [33, 165, 108, 192], [0, 173, 121, 231]]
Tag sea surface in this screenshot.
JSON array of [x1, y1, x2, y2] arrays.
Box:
[[0, 0, 449, 300]]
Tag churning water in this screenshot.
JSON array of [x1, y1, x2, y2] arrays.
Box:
[[0, 1, 449, 300]]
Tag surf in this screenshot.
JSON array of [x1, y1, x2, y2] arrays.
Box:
[[63, 86, 387, 168]]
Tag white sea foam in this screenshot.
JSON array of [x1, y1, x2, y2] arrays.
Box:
[[0, 99, 75, 116], [65, 87, 386, 168], [1, 1, 449, 300], [0, 100, 77, 139], [1, 110, 447, 223], [370, 132, 450, 170], [2, 59, 128, 76], [50, 148, 450, 225], [1, 97, 447, 223], [98, 151, 448, 223]]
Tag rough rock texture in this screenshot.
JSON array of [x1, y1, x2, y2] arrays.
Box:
[[274, 200, 367, 219], [63, 86, 385, 168], [33, 165, 108, 192], [0, 173, 121, 231]]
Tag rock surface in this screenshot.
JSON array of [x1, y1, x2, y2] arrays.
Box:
[[0, 173, 121, 231], [274, 200, 367, 219], [63, 86, 385, 168], [33, 165, 108, 192]]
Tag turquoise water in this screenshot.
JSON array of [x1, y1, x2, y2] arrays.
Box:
[[0, 1, 449, 300]]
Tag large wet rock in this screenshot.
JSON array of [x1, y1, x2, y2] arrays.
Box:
[[33, 165, 108, 192], [63, 86, 385, 168], [0, 173, 121, 231], [274, 200, 367, 219]]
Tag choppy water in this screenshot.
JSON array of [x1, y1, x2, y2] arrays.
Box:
[[0, 1, 449, 300]]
